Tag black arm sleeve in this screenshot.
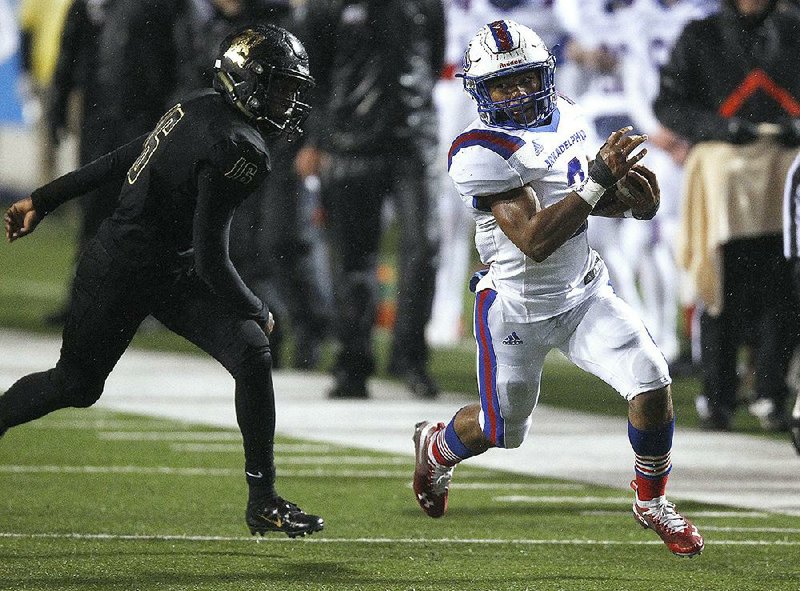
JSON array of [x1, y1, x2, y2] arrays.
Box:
[[30, 133, 148, 216], [192, 166, 269, 326]]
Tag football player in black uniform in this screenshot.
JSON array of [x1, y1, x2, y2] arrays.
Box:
[[1, 24, 324, 538]]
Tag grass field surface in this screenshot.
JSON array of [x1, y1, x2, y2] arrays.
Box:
[[1, 409, 800, 591]]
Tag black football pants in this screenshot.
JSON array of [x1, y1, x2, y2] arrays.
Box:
[[320, 148, 440, 379], [700, 235, 797, 417], [0, 237, 277, 492]]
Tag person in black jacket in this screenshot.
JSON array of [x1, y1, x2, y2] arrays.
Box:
[[45, 0, 183, 326], [294, 0, 446, 399], [1, 24, 323, 538], [654, 0, 800, 431]]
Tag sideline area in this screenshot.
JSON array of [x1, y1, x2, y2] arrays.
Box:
[[1, 329, 798, 515]]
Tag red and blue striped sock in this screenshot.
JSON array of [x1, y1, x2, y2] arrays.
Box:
[[628, 419, 674, 501], [431, 417, 475, 467]]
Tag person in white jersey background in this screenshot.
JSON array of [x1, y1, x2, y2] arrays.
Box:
[[412, 19, 704, 558], [554, 0, 646, 329], [428, 0, 569, 346], [620, 0, 709, 364]]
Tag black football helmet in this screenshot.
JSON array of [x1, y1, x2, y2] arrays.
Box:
[[213, 24, 314, 138]]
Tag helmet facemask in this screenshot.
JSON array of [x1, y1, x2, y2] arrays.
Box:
[[214, 25, 315, 139], [464, 57, 556, 129], [460, 20, 557, 130]]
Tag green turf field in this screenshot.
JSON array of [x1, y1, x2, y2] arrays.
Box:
[[1, 408, 798, 591]]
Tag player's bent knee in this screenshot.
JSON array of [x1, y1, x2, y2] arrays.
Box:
[[497, 416, 532, 449], [62, 375, 105, 407], [231, 347, 273, 381]]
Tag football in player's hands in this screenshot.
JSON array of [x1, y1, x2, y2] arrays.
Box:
[[617, 165, 660, 220]]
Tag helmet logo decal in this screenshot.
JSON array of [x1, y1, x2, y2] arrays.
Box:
[[224, 29, 265, 68], [489, 21, 514, 52]]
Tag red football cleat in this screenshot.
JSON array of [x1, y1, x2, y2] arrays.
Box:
[[631, 480, 704, 557], [412, 421, 454, 518]]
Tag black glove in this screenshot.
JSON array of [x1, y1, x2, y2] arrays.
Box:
[[725, 117, 760, 145], [778, 119, 800, 148]]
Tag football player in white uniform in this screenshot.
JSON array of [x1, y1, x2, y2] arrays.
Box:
[[412, 20, 704, 558], [428, 0, 568, 346]]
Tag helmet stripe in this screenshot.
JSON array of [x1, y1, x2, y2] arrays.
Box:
[[488, 20, 514, 52]]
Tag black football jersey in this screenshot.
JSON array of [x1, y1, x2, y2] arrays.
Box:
[[113, 89, 270, 255], [31, 90, 273, 323]]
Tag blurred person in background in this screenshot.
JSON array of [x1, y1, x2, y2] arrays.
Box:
[[555, 0, 649, 334], [655, 0, 800, 431], [620, 0, 713, 370], [1, 24, 324, 538], [44, 0, 183, 326], [173, 0, 330, 369], [294, 0, 445, 399], [17, 0, 73, 185], [782, 149, 800, 454], [428, 0, 569, 348]]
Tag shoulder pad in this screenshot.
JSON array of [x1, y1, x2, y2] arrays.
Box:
[[448, 129, 525, 197], [209, 138, 270, 188]]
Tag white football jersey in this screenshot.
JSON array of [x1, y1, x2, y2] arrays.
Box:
[[448, 96, 608, 320]]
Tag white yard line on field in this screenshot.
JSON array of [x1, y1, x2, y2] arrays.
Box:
[[1, 532, 798, 546], [581, 510, 770, 518], [494, 495, 632, 504], [0, 464, 488, 479]]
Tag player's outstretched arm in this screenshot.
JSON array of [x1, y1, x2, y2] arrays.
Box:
[[4, 197, 41, 243]]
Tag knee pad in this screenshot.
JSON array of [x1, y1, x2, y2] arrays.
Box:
[[499, 415, 532, 449], [232, 347, 273, 382], [54, 362, 105, 408]]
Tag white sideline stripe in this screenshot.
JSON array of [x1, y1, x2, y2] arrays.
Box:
[[0, 465, 488, 479], [169, 447, 409, 465], [454, 483, 585, 491], [1, 532, 798, 547], [582, 510, 770, 518], [29, 420, 174, 430], [495, 495, 631, 504], [702, 526, 800, 534], [99, 433, 336, 452], [99, 432, 242, 441]]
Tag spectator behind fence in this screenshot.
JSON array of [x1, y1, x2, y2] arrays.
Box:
[[294, 0, 445, 399], [655, 0, 800, 431], [172, 0, 330, 369]]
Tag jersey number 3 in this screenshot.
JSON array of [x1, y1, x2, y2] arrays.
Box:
[[127, 104, 186, 185]]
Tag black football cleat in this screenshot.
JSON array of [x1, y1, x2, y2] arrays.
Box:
[[246, 497, 324, 538]]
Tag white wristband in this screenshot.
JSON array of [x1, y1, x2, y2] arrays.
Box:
[[576, 178, 606, 208]]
